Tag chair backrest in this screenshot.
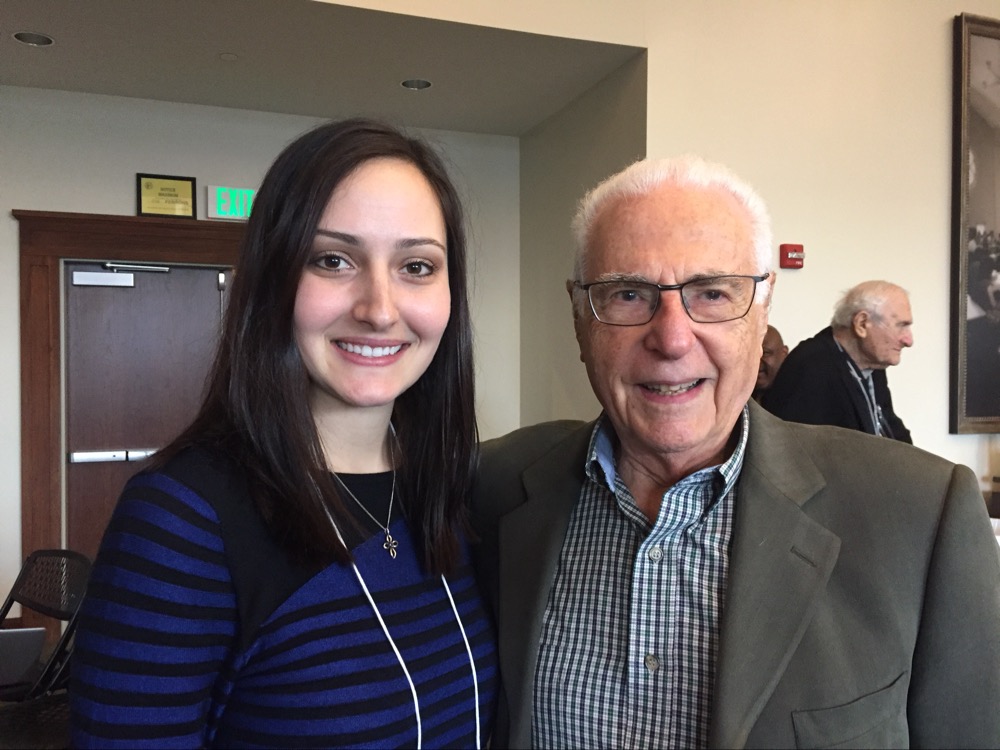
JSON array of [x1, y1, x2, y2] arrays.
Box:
[[0, 549, 92, 622], [0, 549, 92, 701]]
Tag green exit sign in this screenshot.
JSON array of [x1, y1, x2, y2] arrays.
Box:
[[207, 185, 256, 221]]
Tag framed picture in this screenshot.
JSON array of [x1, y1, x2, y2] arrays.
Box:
[[136, 173, 196, 219], [950, 14, 1000, 433]]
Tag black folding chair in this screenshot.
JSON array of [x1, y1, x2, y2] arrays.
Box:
[[0, 549, 91, 701], [0, 691, 70, 749]]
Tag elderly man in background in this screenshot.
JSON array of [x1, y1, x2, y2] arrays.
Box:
[[752, 324, 788, 402], [762, 281, 913, 442], [472, 156, 1000, 749]]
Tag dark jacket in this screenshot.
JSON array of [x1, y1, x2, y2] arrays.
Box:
[[471, 403, 1000, 748], [761, 326, 911, 443]]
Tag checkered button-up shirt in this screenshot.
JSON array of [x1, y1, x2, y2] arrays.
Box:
[[532, 408, 747, 749]]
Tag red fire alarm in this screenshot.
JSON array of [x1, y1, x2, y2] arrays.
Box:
[[779, 243, 804, 269]]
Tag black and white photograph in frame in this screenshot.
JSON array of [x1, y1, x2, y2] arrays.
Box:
[[951, 13, 1000, 433]]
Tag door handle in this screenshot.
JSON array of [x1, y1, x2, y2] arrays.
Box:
[[69, 449, 158, 463]]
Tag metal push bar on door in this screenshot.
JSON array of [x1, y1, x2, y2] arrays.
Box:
[[68, 449, 158, 463]]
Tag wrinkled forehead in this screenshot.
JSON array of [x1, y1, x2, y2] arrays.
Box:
[[584, 183, 755, 265], [882, 289, 913, 321]]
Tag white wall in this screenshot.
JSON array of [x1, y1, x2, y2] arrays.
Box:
[[7, 0, 1000, 594], [640, 0, 1000, 484], [346, 0, 1000, 489], [324, 0, 647, 45], [520, 56, 647, 425], [0, 85, 520, 595], [423, 128, 522, 437]]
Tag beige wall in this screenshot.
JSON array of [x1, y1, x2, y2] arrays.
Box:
[[342, 0, 1000, 486], [0, 86, 520, 596], [639, 0, 1000, 480], [321, 0, 647, 44], [6, 0, 1000, 593], [519, 55, 647, 425]]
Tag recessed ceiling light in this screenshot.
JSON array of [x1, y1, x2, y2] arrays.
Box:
[[401, 79, 432, 91], [218, 52, 239, 62], [13, 31, 54, 47]]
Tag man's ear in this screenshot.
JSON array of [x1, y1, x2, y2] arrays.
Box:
[[567, 280, 587, 363], [760, 272, 776, 335], [566, 279, 579, 321], [852, 310, 870, 338]]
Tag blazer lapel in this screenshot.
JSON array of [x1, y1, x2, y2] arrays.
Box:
[[709, 404, 842, 749], [498, 423, 592, 748]]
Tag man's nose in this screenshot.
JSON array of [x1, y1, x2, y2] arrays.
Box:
[[643, 290, 696, 355], [901, 328, 914, 347]]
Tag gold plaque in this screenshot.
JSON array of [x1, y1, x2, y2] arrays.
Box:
[[136, 173, 196, 218]]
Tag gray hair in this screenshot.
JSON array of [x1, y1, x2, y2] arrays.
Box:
[[570, 155, 773, 303], [831, 280, 909, 328]]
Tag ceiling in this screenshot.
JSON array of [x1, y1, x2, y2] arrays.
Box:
[[1, 0, 644, 136]]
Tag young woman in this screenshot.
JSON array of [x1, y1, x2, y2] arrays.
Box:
[[71, 119, 496, 748]]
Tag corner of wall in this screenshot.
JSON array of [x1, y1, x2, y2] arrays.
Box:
[[518, 53, 647, 426]]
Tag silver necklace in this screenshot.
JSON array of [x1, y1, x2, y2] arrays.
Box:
[[319, 429, 480, 748], [331, 434, 398, 559]]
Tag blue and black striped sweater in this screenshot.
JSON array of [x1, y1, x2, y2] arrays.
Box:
[[71, 447, 497, 748]]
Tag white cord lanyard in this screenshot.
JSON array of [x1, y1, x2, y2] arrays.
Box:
[[836, 338, 889, 437], [348, 560, 423, 746], [441, 573, 481, 750], [845, 359, 884, 436], [325, 509, 481, 750]]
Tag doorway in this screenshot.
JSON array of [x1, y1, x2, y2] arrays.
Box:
[[64, 262, 230, 560], [16, 211, 242, 589]]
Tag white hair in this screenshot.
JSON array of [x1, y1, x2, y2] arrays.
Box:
[[570, 155, 774, 303], [831, 280, 909, 328]]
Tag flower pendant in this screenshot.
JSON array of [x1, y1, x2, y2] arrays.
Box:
[[384, 531, 398, 559]]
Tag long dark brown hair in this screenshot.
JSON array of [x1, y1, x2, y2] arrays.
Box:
[[159, 118, 477, 575]]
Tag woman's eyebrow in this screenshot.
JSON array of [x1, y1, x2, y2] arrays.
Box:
[[399, 237, 447, 252], [314, 229, 359, 245], [314, 229, 444, 253]]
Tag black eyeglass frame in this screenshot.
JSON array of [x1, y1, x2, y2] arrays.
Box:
[[573, 272, 771, 326]]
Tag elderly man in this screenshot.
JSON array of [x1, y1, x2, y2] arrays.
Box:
[[752, 324, 788, 402], [472, 156, 1000, 749], [762, 281, 913, 442]]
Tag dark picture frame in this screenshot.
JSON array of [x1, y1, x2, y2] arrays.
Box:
[[950, 14, 1000, 433], [136, 173, 197, 219]]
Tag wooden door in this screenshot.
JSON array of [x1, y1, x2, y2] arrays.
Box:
[[16, 210, 242, 589], [64, 262, 229, 560]]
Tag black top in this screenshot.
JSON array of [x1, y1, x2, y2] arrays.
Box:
[[762, 326, 912, 443], [71, 446, 498, 748]]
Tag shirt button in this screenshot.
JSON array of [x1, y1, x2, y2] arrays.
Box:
[[644, 653, 660, 673], [648, 545, 663, 562]]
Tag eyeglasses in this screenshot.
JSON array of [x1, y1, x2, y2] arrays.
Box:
[[574, 273, 770, 326]]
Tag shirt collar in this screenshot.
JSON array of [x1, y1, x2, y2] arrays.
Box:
[[585, 406, 750, 501]]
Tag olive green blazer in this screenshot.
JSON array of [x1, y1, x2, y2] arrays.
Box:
[[472, 401, 1000, 749]]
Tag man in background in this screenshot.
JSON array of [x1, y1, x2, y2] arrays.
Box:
[[472, 159, 998, 748], [762, 280, 912, 442], [751, 324, 787, 402]]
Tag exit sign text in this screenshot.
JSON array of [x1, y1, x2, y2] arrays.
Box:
[[207, 185, 256, 220]]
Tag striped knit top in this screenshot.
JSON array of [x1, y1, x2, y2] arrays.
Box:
[[70, 447, 497, 748]]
